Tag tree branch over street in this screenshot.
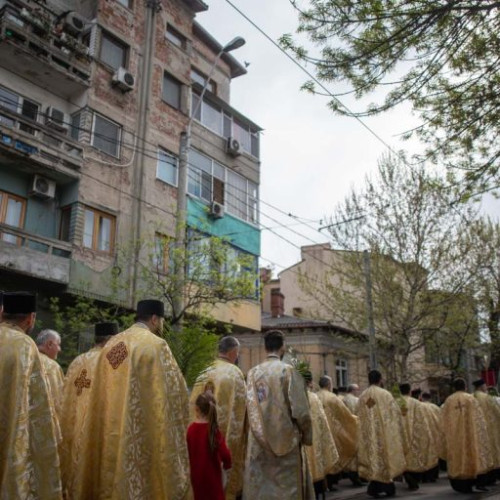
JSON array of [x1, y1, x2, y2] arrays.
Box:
[[281, 0, 500, 196]]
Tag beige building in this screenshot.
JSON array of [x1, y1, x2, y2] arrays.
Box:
[[0, 0, 261, 331], [236, 266, 370, 388]]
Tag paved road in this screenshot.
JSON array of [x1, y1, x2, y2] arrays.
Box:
[[324, 477, 500, 499]]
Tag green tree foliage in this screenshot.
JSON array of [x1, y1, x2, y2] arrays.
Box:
[[162, 318, 221, 388], [49, 293, 134, 370], [297, 154, 479, 383], [132, 229, 258, 326], [463, 218, 500, 372], [281, 0, 500, 195]]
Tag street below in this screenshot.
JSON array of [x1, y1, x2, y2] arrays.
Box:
[[325, 477, 500, 499]]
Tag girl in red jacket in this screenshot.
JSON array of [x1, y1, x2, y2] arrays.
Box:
[[187, 391, 232, 500]]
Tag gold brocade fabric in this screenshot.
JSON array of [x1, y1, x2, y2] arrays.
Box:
[[356, 385, 406, 483], [441, 391, 494, 479], [317, 389, 358, 472], [474, 391, 500, 469], [0, 323, 63, 499], [190, 359, 247, 500], [243, 358, 313, 499], [343, 393, 359, 414], [421, 402, 445, 460], [305, 391, 339, 482], [400, 396, 439, 472], [74, 325, 191, 500], [60, 345, 102, 497]]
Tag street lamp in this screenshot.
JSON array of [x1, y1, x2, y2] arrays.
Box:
[[172, 36, 246, 328]]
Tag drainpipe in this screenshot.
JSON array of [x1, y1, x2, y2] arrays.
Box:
[[130, 0, 161, 305]]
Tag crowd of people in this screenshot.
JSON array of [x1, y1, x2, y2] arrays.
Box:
[[1, 290, 500, 499]]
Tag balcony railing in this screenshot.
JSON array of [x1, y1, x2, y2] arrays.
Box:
[[0, 105, 83, 171], [0, 222, 72, 284], [0, 0, 91, 95]]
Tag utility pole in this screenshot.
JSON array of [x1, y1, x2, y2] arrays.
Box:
[[364, 249, 378, 370], [130, 0, 161, 305]]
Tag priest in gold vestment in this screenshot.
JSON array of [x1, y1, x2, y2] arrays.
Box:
[[190, 336, 247, 500], [60, 322, 119, 498], [303, 373, 339, 498], [473, 379, 500, 478], [357, 370, 406, 498], [36, 329, 64, 416], [0, 292, 62, 499], [397, 383, 439, 490], [75, 300, 190, 500], [420, 392, 444, 482], [244, 330, 314, 500], [441, 378, 494, 493], [317, 376, 360, 486]]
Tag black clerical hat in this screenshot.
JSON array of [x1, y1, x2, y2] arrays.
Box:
[[95, 322, 119, 337], [473, 379, 486, 388], [136, 299, 164, 317], [2, 292, 36, 314]]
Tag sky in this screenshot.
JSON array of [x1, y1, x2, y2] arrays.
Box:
[[197, 0, 499, 276]]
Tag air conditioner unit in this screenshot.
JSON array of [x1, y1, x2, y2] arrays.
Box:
[[45, 106, 68, 132], [112, 67, 135, 92], [30, 175, 56, 199], [209, 201, 224, 219], [226, 136, 241, 157], [63, 12, 86, 36]]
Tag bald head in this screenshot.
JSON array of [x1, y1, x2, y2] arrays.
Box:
[[36, 329, 61, 360]]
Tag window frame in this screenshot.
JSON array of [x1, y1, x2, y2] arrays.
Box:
[[162, 72, 182, 110], [190, 68, 216, 94], [0, 85, 40, 133], [0, 190, 27, 246], [91, 112, 122, 158], [165, 24, 187, 50], [153, 232, 171, 274], [82, 206, 116, 254], [187, 148, 259, 225], [191, 90, 260, 158], [116, 0, 132, 9], [335, 359, 349, 388], [156, 148, 178, 187], [99, 30, 128, 71]]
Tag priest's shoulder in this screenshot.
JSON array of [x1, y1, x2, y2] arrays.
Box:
[[0, 323, 38, 350]]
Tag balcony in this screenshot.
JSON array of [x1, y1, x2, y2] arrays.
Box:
[[0, 105, 83, 178], [0, 0, 91, 98], [0, 222, 72, 284]]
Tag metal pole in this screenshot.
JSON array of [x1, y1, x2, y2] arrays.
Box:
[[364, 250, 377, 370]]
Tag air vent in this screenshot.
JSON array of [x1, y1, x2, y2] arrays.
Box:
[[209, 201, 224, 219], [226, 137, 241, 157], [112, 67, 135, 92], [30, 175, 56, 199]]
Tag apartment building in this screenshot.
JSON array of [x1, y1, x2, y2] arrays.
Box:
[[0, 0, 261, 330]]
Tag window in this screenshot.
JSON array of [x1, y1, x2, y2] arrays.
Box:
[[100, 32, 128, 70], [166, 24, 186, 49], [0, 190, 26, 245], [156, 148, 178, 186], [191, 91, 260, 158], [162, 73, 181, 110], [336, 359, 348, 388], [153, 233, 172, 274], [116, 0, 132, 8], [59, 206, 72, 242], [191, 68, 215, 94], [0, 85, 39, 133], [83, 207, 116, 253], [91, 113, 121, 157], [70, 112, 81, 141], [187, 149, 259, 224]]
